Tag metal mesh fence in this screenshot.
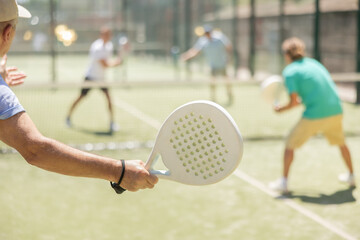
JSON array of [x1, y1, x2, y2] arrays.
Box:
[[9, 0, 360, 84]]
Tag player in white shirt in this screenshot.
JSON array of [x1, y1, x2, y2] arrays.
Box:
[[66, 26, 122, 133]]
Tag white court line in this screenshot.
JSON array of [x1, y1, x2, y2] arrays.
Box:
[[114, 99, 357, 240], [114, 100, 162, 129], [234, 170, 357, 240]]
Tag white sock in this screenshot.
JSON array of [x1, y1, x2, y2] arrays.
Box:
[[281, 177, 288, 185]]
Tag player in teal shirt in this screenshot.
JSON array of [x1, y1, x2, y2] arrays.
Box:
[[283, 57, 342, 119], [269, 38, 355, 193]]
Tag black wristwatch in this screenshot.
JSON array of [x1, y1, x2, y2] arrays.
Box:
[[110, 159, 126, 194]]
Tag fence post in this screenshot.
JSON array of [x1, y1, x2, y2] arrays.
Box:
[[172, 0, 180, 80], [279, 0, 285, 73], [122, 0, 128, 35], [173, 0, 179, 49], [249, 0, 255, 77], [184, 0, 192, 80], [356, 0, 360, 103], [232, 0, 239, 78], [314, 0, 321, 62], [49, 0, 57, 84]]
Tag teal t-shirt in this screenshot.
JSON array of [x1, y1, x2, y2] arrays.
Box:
[[282, 57, 342, 119]]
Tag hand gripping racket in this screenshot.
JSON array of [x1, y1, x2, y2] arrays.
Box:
[[145, 100, 243, 185], [260, 75, 286, 106]]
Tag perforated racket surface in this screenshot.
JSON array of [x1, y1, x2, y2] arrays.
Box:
[[145, 100, 243, 185], [261, 75, 286, 106]]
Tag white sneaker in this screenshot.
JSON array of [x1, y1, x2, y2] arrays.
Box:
[[269, 178, 288, 194], [338, 173, 356, 187], [110, 122, 119, 132]]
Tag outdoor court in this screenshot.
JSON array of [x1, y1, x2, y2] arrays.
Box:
[[1, 55, 359, 239], [1, 0, 360, 239]]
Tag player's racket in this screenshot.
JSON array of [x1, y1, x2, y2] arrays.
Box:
[[118, 36, 130, 60], [145, 100, 243, 185], [260, 75, 286, 106]]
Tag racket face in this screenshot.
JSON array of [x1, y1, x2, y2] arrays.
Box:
[[147, 100, 243, 185], [261, 75, 285, 104]]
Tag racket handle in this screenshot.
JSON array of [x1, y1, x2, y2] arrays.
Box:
[[149, 170, 170, 176], [145, 149, 158, 170], [149, 169, 172, 180], [146, 150, 172, 179], [273, 100, 279, 108]]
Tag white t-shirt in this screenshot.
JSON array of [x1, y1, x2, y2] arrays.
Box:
[[193, 31, 230, 70], [85, 39, 113, 81]]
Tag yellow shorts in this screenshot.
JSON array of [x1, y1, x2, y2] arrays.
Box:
[[286, 114, 345, 149]]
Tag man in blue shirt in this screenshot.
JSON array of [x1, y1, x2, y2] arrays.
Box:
[[269, 37, 355, 193], [0, 0, 157, 193], [181, 25, 233, 105]]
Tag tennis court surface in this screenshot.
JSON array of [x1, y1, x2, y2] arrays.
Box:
[[1, 74, 359, 240]]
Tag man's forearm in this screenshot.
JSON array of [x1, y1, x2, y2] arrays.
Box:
[[181, 49, 199, 61], [0, 112, 158, 191], [21, 136, 122, 182], [20, 137, 158, 191]]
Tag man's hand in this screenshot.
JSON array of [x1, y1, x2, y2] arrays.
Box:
[[0, 55, 26, 87], [113, 57, 123, 66], [121, 160, 158, 192], [274, 104, 282, 113], [273, 93, 301, 113]]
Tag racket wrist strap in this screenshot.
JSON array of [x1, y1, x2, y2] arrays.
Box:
[[110, 159, 126, 194]]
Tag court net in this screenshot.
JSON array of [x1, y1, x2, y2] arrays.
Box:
[[1, 77, 359, 154]]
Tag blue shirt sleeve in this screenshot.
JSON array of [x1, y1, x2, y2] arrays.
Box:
[[0, 76, 25, 120], [193, 37, 206, 51]]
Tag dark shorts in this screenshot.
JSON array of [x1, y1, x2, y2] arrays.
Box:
[[211, 68, 227, 77], [81, 77, 108, 96]]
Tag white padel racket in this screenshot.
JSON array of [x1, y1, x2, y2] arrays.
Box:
[[145, 100, 243, 185], [261, 75, 286, 106], [118, 36, 130, 60]]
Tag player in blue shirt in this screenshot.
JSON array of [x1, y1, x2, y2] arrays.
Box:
[[181, 25, 233, 105]]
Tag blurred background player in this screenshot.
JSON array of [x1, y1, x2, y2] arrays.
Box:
[[181, 25, 233, 105], [269, 37, 355, 194], [66, 26, 122, 133]]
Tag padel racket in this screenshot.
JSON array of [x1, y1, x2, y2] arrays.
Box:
[[118, 36, 130, 60], [260, 75, 286, 106], [145, 100, 243, 185]]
